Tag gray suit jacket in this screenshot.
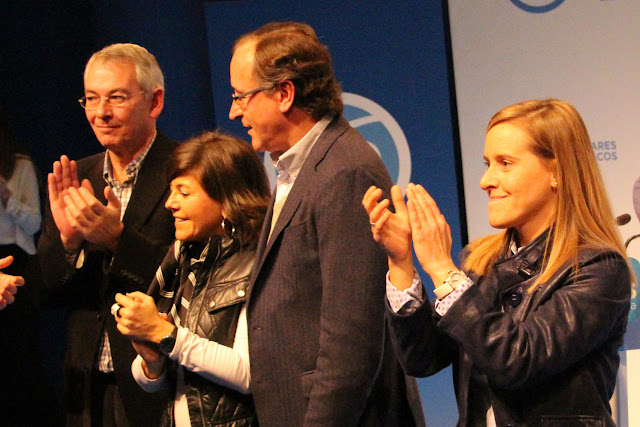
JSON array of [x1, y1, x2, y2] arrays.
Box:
[[247, 117, 425, 426]]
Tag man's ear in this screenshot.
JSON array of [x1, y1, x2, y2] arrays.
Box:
[[277, 81, 295, 113], [149, 88, 165, 119]]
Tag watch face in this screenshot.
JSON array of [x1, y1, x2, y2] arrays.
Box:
[[451, 271, 465, 280], [447, 270, 467, 290]]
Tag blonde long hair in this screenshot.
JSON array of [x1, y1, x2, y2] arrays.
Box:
[[463, 99, 627, 288]]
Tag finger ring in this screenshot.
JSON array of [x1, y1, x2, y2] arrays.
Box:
[[110, 303, 122, 318], [370, 222, 376, 226]]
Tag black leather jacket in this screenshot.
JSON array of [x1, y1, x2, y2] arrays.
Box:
[[389, 230, 631, 426], [162, 248, 258, 427]]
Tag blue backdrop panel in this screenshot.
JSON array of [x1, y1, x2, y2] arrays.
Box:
[[205, 1, 461, 424], [88, 0, 216, 142]]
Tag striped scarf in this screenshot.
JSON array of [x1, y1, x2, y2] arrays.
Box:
[[147, 235, 239, 327]]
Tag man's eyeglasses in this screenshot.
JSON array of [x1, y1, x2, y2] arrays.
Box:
[[231, 87, 267, 110], [78, 91, 146, 109]]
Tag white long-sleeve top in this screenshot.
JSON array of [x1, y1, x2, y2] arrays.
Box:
[[132, 305, 250, 427], [0, 155, 41, 254]]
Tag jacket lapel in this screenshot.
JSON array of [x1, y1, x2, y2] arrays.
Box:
[[121, 133, 175, 230], [251, 187, 277, 275], [249, 117, 350, 287], [86, 156, 108, 205]]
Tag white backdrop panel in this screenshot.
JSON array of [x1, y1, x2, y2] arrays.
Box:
[[449, 0, 640, 424]]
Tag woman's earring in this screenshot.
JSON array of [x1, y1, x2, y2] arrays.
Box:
[[551, 178, 558, 188], [222, 217, 236, 239]]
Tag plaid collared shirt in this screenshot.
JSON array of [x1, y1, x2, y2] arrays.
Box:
[[97, 135, 156, 372]]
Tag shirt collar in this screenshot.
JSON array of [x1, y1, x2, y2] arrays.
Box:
[[272, 114, 333, 182], [103, 131, 157, 185], [509, 238, 520, 255], [508, 226, 553, 255]]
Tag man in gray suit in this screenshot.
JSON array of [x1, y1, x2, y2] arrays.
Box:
[[229, 22, 425, 426]]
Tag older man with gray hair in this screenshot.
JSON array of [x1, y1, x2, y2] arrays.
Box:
[[38, 43, 177, 426]]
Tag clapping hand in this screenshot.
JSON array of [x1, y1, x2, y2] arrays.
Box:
[[362, 185, 414, 289], [48, 155, 123, 252], [0, 256, 25, 310], [363, 183, 458, 290], [405, 184, 457, 286]]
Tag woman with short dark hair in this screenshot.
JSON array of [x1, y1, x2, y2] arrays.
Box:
[[115, 131, 270, 426]]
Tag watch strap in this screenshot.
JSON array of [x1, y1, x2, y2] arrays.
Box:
[[159, 325, 178, 355], [434, 282, 455, 300], [434, 269, 467, 300]]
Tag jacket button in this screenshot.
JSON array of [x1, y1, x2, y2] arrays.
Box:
[[237, 290, 246, 297], [508, 290, 522, 307]]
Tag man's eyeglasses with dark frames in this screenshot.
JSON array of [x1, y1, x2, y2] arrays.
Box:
[[231, 86, 271, 110]]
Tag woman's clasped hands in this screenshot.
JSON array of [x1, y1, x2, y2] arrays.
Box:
[[114, 291, 175, 378]]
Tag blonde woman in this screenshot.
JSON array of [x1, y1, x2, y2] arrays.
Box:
[[363, 99, 631, 426]]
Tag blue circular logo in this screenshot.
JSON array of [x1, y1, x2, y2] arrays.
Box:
[[342, 93, 411, 190], [262, 93, 411, 190], [510, 0, 565, 13]]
